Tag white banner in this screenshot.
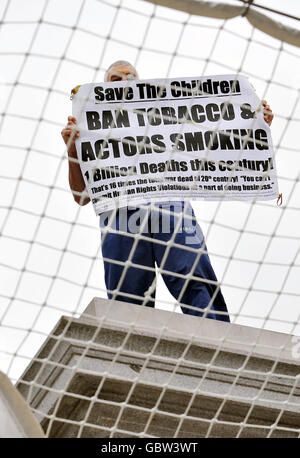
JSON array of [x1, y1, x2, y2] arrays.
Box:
[[72, 74, 278, 215]]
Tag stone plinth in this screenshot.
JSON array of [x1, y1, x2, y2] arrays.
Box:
[[17, 297, 300, 438]]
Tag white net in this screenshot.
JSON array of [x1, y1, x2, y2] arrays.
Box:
[[0, 0, 300, 438]]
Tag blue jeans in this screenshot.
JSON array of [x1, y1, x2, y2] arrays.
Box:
[[99, 202, 229, 322]]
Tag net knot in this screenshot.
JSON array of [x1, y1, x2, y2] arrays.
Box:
[[242, 0, 254, 17]]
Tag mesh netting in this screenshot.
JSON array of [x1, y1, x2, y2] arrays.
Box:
[[0, 0, 300, 438]]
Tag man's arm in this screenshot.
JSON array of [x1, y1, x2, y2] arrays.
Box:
[[61, 116, 90, 206]]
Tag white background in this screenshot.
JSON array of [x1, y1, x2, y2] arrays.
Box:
[[0, 0, 299, 381]]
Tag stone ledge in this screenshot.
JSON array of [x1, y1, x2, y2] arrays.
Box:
[[16, 297, 300, 438], [83, 298, 300, 364]]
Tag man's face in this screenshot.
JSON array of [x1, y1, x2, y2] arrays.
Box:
[[106, 64, 138, 82]]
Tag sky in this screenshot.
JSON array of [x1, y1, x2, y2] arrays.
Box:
[[0, 0, 299, 382]]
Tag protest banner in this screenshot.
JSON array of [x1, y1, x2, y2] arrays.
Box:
[[72, 74, 278, 214]]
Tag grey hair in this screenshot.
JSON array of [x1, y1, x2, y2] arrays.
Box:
[[104, 60, 138, 81]]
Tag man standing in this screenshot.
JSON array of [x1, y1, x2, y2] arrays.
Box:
[[61, 60, 273, 322]]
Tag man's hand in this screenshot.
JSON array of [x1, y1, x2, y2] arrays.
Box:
[[61, 116, 79, 155], [262, 101, 274, 127], [62, 115, 90, 206]]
